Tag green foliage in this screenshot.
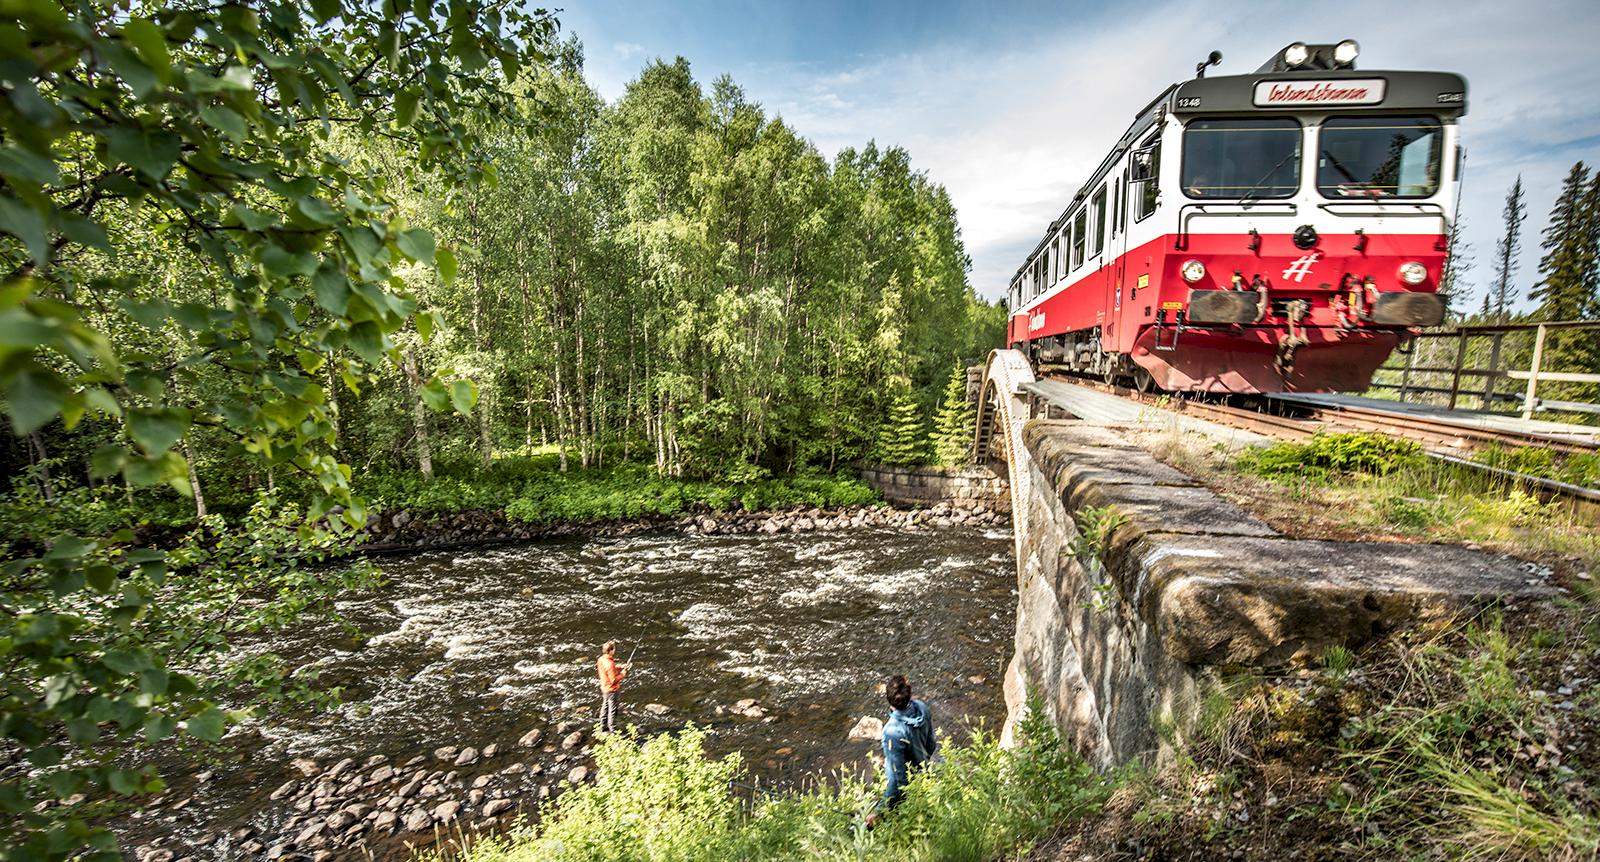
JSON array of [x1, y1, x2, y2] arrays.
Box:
[[931, 364, 975, 467], [0, 1, 549, 857], [1237, 432, 1426, 482], [1475, 444, 1600, 489], [0, 496, 380, 860], [375, 54, 1005, 484], [357, 457, 879, 523], [1337, 617, 1600, 859], [1070, 504, 1131, 565], [875, 391, 931, 466], [429, 708, 1108, 862]]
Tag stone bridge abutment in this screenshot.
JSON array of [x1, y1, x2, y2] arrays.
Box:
[[974, 349, 1553, 768]]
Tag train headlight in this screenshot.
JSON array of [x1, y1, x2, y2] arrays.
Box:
[[1283, 42, 1310, 67], [1333, 39, 1360, 67], [1181, 259, 1207, 283], [1398, 261, 1427, 285]]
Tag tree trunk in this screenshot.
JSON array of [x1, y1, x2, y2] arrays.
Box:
[[402, 350, 434, 480], [325, 361, 342, 453], [182, 439, 206, 519], [27, 431, 53, 500]]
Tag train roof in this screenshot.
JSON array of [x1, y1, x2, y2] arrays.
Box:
[[1012, 59, 1468, 281]]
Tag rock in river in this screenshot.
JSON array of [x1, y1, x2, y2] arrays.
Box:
[[561, 731, 584, 750], [433, 800, 462, 822], [454, 746, 479, 766], [517, 728, 544, 748], [483, 799, 515, 817], [848, 716, 884, 741], [403, 808, 432, 832]]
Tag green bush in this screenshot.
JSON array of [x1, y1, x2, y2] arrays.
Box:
[[1379, 495, 1440, 530], [1238, 432, 1426, 482], [364, 459, 882, 525], [433, 709, 1108, 862], [1476, 444, 1600, 488]]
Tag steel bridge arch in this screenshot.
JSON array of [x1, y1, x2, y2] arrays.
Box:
[[973, 349, 1036, 558]]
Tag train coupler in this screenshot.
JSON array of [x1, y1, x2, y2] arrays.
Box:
[[1274, 300, 1310, 375]]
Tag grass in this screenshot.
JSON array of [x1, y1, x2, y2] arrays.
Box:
[[419, 708, 1110, 862], [1056, 611, 1600, 861], [1147, 429, 1600, 580]]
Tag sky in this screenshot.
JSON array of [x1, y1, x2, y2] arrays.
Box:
[[555, 0, 1600, 310]]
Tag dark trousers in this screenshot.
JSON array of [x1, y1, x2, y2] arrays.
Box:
[[599, 690, 619, 732]]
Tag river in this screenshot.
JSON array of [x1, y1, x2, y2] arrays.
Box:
[[118, 523, 1016, 860]]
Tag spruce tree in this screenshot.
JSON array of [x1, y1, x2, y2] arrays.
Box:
[[932, 364, 976, 466], [876, 391, 931, 466], [1530, 162, 1595, 320], [1528, 162, 1600, 403], [1490, 176, 1527, 319]]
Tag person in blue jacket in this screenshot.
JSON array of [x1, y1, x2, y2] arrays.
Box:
[[867, 674, 937, 827]]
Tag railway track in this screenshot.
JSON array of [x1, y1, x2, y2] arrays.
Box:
[[1041, 373, 1600, 509]]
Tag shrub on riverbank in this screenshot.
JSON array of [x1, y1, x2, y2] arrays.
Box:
[[359, 457, 882, 524], [428, 710, 1109, 862]]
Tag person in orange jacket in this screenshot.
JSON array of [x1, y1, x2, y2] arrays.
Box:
[[596, 640, 630, 733]]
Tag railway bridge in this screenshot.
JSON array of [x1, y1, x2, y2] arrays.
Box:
[[971, 348, 1562, 767]]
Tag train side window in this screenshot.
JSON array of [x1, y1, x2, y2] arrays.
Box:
[[1113, 175, 1126, 238], [1091, 187, 1107, 257], [1131, 136, 1161, 222], [1120, 170, 1130, 231], [1071, 211, 1086, 270], [1052, 234, 1063, 281]]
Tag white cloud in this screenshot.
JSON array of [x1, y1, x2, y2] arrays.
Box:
[[613, 41, 645, 59], [736, 0, 1600, 306]]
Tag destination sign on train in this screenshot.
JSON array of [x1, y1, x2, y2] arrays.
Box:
[[1252, 78, 1387, 107]]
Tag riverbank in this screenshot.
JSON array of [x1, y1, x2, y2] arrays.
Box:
[[416, 606, 1599, 862], [108, 523, 1018, 861], [357, 499, 1006, 551]]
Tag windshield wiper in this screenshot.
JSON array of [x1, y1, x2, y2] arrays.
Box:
[[1236, 149, 1299, 208]]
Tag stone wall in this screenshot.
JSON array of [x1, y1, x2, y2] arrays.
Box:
[[1002, 419, 1552, 769], [858, 463, 1010, 511]]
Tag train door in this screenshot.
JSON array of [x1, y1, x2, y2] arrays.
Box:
[[1110, 167, 1132, 354]]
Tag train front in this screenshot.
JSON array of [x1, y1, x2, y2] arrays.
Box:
[[1134, 41, 1466, 393]]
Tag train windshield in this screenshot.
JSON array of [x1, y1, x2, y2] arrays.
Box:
[[1180, 118, 1301, 199], [1317, 116, 1443, 198]]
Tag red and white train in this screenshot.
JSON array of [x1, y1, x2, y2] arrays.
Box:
[[1006, 41, 1466, 393]]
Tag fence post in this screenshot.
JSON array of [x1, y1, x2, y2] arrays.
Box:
[[1481, 332, 1503, 410], [1399, 339, 1417, 400], [1445, 329, 1468, 410], [1521, 324, 1548, 420]]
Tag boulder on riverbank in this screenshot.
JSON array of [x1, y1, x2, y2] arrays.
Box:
[[848, 716, 884, 741]]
